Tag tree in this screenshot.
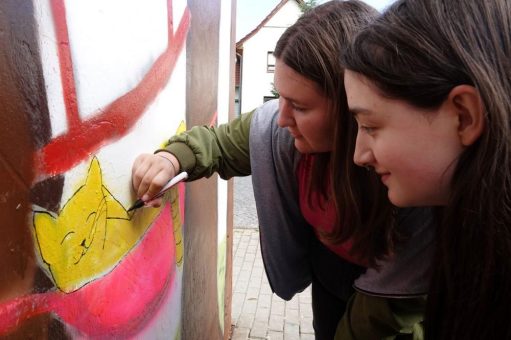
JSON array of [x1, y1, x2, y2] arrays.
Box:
[[270, 82, 280, 98], [299, 0, 318, 13]]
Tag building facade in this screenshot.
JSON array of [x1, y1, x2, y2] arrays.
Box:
[[236, 0, 303, 115]]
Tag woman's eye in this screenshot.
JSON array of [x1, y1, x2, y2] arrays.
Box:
[[354, 118, 376, 134], [292, 105, 305, 112], [360, 125, 376, 134]]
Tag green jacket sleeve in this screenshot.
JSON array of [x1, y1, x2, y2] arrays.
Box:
[[158, 110, 254, 180], [335, 292, 426, 340]]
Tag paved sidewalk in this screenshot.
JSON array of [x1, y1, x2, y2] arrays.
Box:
[[233, 176, 259, 229], [230, 229, 315, 340]]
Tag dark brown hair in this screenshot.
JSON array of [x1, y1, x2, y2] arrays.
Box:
[[274, 0, 397, 266], [342, 0, 511, 338]]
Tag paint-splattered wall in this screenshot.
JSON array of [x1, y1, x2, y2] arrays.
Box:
[[0, 0, 234, 338]]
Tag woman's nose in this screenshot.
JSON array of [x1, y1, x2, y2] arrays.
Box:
[[353, 134, 374, 168], [277, 98, 294, 128]]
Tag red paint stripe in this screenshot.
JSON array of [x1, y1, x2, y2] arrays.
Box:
[[209, 111, 218, 127], [0, 293, 57, 334], [36, 4, 191, 179], [50, 0, 81, 130], [167, 0, 173, 35]]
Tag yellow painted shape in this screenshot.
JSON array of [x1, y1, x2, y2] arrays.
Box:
[[176, 120, 186, 134], [174, 120, 186, 266], [162, 120, 187, 148], [33, 157, 159, 293], [161, 120, 186, 267], [168, 187, 183, 266]]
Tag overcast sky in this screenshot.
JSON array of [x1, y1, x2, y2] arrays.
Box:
[[236, 0, 396, 41]]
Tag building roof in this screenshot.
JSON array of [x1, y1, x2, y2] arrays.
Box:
[[236, 0, 304, 49]]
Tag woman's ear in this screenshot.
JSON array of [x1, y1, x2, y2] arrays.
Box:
[[447, 85, 485, 146]]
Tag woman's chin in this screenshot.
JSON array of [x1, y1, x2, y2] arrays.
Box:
[[293, 139, 311, 154], [293, 140, 330, 154]]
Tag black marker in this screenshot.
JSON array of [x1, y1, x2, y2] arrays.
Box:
[[128, 172, 188, 212]]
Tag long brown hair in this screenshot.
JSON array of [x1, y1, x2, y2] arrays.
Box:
[[342, 0, 511, 338], [274, 0, 397, 266]]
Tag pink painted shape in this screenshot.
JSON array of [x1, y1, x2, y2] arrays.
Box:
[[0, 194, 182, 338], [137, 182, 186, 335]]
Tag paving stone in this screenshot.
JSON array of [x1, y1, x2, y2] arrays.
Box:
[[299, 303, 313, 318], [251, 267, 264, 279], [284, 308, 300, 324], [246, 245, 258, 254], [257, 294, 272, 309], [286, 297, 299, 310], [255, 307, 270, 321], [243, 299, 258, 314], [283, 321, 300, 340], [250, 320, 268, 339], [248, 278, 262, 289], [231, 327, 250, 340], [271, 298, 285, 316], [246, 287, 260, 300], [235, 280, 249, 294], [299, 317, 314, 335], [237, 314, 255, 329], [267, 331, 284, 340], [268, 314, 284, 332]]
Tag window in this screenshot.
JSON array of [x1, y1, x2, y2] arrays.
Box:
[[267, 51, 275, 72]]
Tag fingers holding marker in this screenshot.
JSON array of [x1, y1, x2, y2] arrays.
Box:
[[132, 153, 153, 194], [131, 151, 183, 210], [142, 168, 173, 202]]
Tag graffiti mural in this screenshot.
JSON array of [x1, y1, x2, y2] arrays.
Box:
[[0, 0, 234, 338]]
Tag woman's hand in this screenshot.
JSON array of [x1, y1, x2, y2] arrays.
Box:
[[131, 152, 180, 207]]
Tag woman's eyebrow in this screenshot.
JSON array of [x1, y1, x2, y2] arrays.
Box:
[[349, 107, 372, 117], [280, 93, 307, 106]]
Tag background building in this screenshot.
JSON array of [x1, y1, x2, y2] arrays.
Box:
[[235, 0, 304, 115]]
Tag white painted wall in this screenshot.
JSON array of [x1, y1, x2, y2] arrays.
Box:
[[32, 0, 186, 338], [239, 0, 302, 113]]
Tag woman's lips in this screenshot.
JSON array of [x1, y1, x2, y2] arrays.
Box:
[[379, 172, 390, 184], [288, 129, 301, 139]]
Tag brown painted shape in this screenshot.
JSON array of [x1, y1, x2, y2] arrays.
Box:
[[0, 0, 38, 299], [31, 176, 65, 214], [0, 0, 62, 337]]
